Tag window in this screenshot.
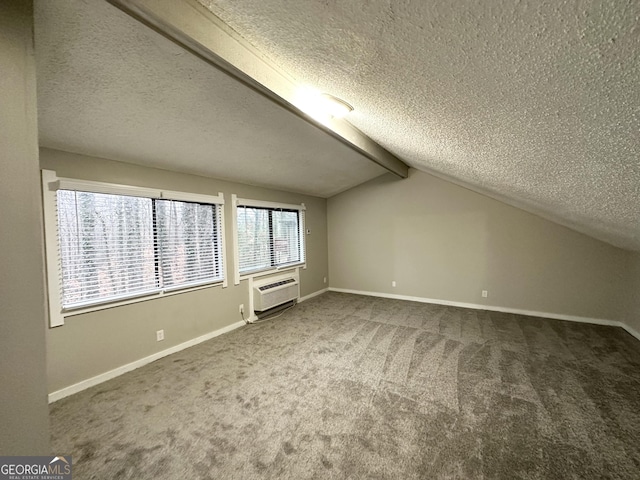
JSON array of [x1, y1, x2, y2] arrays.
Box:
[[155, 200, 222, 291], [42, 171, 225, 326], [57, 191, 157, 309], [235, 199, 305, 276]]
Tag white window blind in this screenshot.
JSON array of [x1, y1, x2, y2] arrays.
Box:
[[55, 190, 224, 311], [237, 205, 305, 275], [57, 190, 157, 309], [156, 200, 224, 290]]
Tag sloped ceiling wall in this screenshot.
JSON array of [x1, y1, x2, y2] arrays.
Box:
[[198, 0, 640, 251], [35, 0, 387, 198]]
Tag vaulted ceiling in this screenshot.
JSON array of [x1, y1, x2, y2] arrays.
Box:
[[196, 0, 640, 251], [35, 0, 387, 198], [35, 0, 639, 251]]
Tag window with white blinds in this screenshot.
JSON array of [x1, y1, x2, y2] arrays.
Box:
[[54, 189, 224, 311], [155, 200, 223, 291], [236, 203, 305, 275], [57, 191, 157, 309]]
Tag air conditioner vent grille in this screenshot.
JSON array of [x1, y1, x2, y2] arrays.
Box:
[[258, 278, 296, 291]]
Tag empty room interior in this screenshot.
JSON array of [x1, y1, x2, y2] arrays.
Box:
[[2, 0, 640, 478]]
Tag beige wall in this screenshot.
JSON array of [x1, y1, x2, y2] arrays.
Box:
[[624, 253, 640, 333], [0, 0, 50, 454], [328, 169, 629, 321], [41, 148, 328, 393]]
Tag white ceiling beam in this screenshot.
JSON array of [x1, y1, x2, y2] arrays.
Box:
[[106, 0, 409, 179]]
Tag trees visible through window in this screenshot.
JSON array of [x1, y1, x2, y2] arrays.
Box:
[[236, 205, 304, 274], [56, 190, 223, 310]]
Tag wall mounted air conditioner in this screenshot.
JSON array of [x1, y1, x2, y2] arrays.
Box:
[[253, 277, 298, 312]]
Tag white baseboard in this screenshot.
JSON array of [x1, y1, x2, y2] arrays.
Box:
[[299, 288, 328, 303], [328, 287, 626, 329], [48, 290, 638, 404], [622, 323, 640, 342], [48, 320, 245, 404]]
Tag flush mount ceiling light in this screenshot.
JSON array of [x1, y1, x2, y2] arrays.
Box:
[[319, 93, 354, 119], [294, 87, 354, 122]]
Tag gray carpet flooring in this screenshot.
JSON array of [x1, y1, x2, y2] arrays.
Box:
[[50, 292, 640, 479]]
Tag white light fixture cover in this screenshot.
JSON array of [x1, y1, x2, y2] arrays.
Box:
[[294, 87, 354, 122], [320, 93, 354, 119]]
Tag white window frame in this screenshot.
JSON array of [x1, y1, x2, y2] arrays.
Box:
[[42, 170, 227, 327], [231, 195, 306, 285]]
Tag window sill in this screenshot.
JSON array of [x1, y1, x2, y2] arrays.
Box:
[[238, 263, 305, 282]]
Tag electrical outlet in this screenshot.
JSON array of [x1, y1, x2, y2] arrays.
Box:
[[239, 304, 244, 315], [482, 290, 488, 298], [156, 329, 164, 342], [323, 277, 327, 284], [392, 281, 397, 287]]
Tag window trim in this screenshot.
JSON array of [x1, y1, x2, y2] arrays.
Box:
[[231, 194, 306, 285], [42, 170, 227, 327]]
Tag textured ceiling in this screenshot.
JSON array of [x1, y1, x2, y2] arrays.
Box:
[[198, 0, 640, 251], [34, 0, 386, 198]]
